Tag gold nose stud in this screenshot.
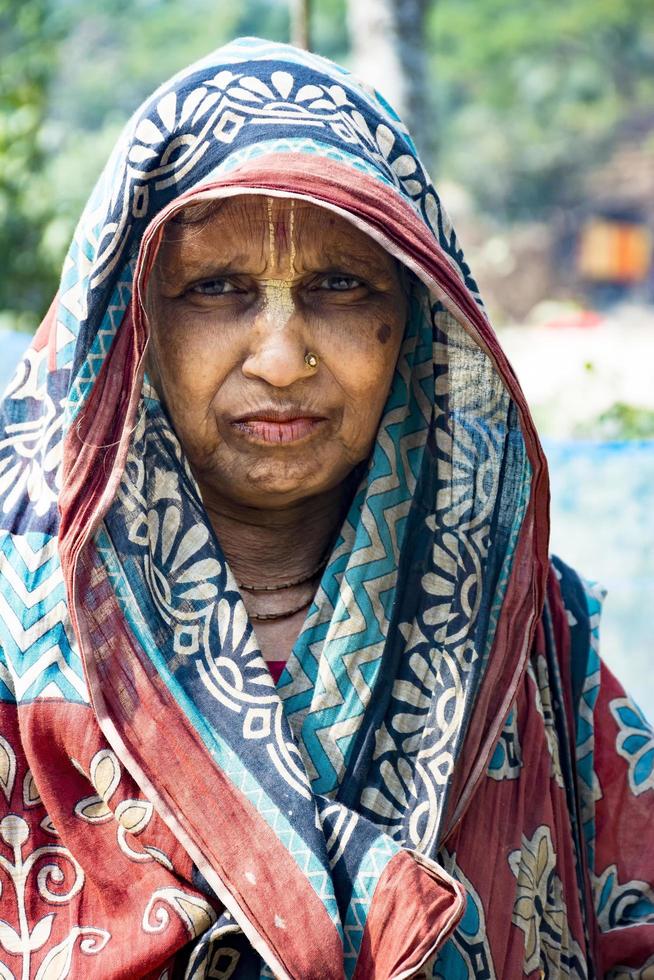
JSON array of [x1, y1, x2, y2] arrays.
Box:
[[304, 352, 319, 369]]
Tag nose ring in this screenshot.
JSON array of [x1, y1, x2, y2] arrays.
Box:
[[304, 352, 319, 370]]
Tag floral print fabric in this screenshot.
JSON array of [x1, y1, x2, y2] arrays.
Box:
[[0, 37, 652, 978]]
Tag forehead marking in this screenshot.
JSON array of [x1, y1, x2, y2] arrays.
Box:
[[261, 279, 295, 327], [269, 198, 297, 277], [288, 199, 296, 275], [261, 198, 297, 326], [266, 196, 276, 267]]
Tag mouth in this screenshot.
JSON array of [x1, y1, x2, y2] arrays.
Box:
[[230, 407, 328, 445]]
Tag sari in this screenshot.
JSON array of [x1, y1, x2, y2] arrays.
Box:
[[0, 37, 652, 979]]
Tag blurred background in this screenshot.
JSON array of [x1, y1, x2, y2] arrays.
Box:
[[1, 0, 653, 711]]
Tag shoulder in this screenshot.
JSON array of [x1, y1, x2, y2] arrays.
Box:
[[549, 554, 606, 635], [547, 555, 605, 721]]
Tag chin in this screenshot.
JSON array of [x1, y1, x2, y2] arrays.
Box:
[[231, 480, 321, 509], [197, 446, 354, 509], [222, 462, 327, 506]]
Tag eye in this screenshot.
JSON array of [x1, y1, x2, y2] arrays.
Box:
[[189, 278, 240, 296], [316, 274, 364, 292]]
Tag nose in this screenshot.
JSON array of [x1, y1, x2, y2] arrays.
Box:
[[242, 283, 313, 388]]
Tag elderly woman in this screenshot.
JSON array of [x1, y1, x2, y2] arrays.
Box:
[[0, 37, 652, 980]]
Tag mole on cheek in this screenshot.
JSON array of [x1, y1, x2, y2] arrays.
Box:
[[376, 323, 392, 345]]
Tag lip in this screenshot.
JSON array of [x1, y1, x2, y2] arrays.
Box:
[[230, 407, 328, 445], [234, 407, 325, 424]]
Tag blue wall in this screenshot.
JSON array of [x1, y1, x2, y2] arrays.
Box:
[[545, 438, 654, 718]]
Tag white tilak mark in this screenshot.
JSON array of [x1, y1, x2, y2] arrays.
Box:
[[263, 281, 295, 327], [245, 870, 257, 884], [288, 198, 295, 274], [274, 915, 286, 929], [267, 196, 276, 267]]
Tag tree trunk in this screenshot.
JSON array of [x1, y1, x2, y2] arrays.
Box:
[[347, 0, 433, 162], [290, 0, 311, 51]]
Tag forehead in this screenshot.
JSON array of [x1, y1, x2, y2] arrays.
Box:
[[159, 195, 395, 272]]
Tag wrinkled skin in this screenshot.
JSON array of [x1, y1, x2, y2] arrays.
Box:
[[146, 195, 408, 658]]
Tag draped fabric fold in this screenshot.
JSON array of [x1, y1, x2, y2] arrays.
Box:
[[1, 36, 652, 980]]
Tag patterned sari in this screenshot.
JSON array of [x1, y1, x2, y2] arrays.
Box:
[[0, 37, 652, 979]]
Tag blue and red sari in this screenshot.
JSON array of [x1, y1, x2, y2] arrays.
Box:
[[0, 37, 652, 978]]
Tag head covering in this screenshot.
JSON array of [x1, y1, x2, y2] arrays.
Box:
[[0, 36, 561, 978]]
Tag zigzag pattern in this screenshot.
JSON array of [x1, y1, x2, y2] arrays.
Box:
[[0, 532, 87, 703], [221, 760, 342, 934], [0, 36, 546, 979], [95, 522, 341, 932], [66, 265, 134, 421], [55, 232, 96, 373], [575, 577, 604, 866], [342, 833, 399, 974], [284, 318, 434, 795], [215, 135, 391, 184], [45, 37, 478, 432]]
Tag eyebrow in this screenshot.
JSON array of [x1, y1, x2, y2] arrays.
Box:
[[313, 248, 393, 278], [161, 251, 394, 285], [158, 251, 254, 282]]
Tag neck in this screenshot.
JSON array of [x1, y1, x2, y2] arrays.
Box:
[[201, 480, 356, 590]]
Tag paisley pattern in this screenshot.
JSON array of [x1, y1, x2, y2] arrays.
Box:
[[0, 35, 652, 978]]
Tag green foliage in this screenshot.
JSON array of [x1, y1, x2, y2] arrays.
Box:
[[1, 0, 652, 330], [0, 0, 293, 329], [576, 402, 654, 440], [309, 0, 348, 63], [48, 1, 285, 132], [428, 0, 654, 218], [0, 0, 69, 328]]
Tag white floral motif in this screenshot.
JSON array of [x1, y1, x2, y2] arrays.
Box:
[[360, 625, 466, 847], [115, 415, 313, 803], [82, 49, 438, 292], [142, 888, 217, 939], [528, 655, 565, 788], [34, 928, 110, 980], [0, 737, 101, 980], [593, 863, 654, 933], [606, 954, 654, 979], [508, 825, 586, 977], [73, 749, 173, 869], [0, 347, 64, 518], [610, 696, 654, 797], [0, 735, 17, 803]]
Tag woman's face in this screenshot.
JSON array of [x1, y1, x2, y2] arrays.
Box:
[[146, 195, 407, 509]]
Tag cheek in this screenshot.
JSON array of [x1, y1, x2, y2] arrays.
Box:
[[149, 320, 232, 437], [376, 322, 392, 345], [333, 332, 402, 443]]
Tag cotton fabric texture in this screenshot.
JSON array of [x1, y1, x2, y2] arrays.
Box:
[[0, 37, 652, 979]]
